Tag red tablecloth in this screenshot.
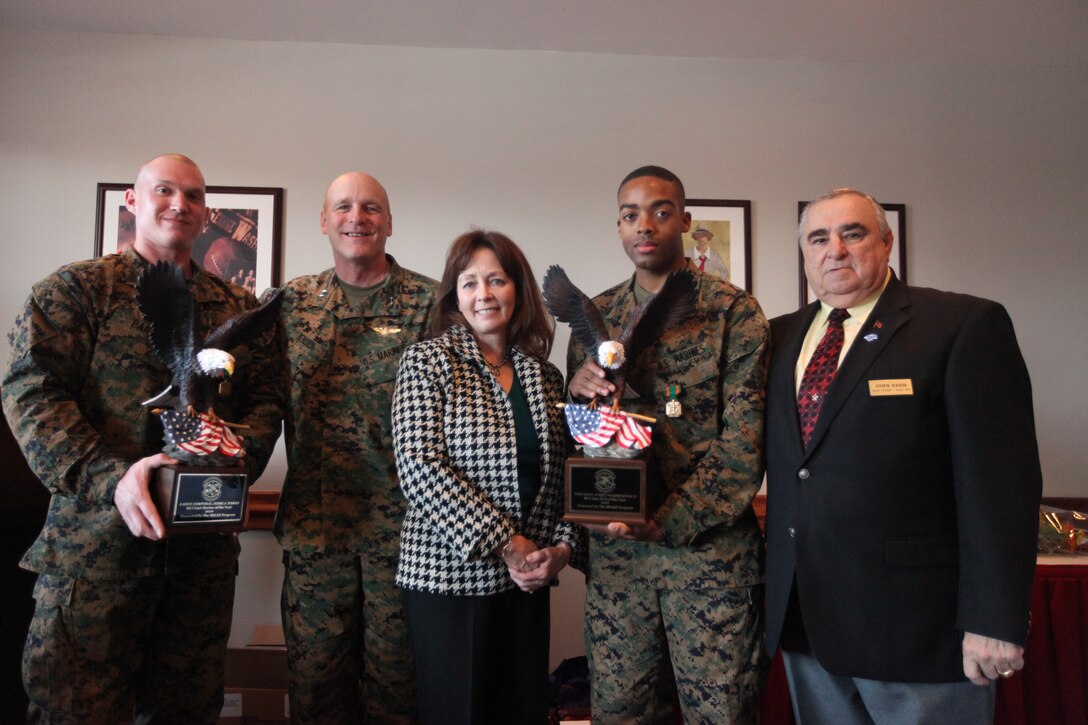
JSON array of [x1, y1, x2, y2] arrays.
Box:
[[996, 561, 1088, 725], [758, 559, 1088, 725]]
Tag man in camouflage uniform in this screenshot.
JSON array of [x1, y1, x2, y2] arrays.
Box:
[[275, 171, 437, 724], [1, 154, 283, 723], [567, 166, 770, 724]]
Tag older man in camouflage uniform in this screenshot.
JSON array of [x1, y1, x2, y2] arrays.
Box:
[[275, 171, 437, 724], [2, 154, 283, 723], [567, 166, 770, 724]]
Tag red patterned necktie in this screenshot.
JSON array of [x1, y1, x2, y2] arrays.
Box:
[[796, 308, 849, 448], [698, 256, 707, 271]]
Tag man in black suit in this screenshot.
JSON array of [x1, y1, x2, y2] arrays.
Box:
[[764, 188, 1042, 723]]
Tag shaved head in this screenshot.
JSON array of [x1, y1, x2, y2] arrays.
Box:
[[324, 172, 390, 214], [320, 171, 393, 285], [136, 154, 205, 188], [125, 154, 209, 265]]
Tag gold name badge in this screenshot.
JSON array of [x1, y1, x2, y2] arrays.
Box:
[[868, 379, 913, 396]]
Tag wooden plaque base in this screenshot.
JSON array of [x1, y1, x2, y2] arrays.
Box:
[[152, 465, 248, 535], [564, 453, 647, 525]]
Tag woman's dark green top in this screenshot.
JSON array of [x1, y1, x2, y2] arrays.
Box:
[[507, 370, 542, 526]]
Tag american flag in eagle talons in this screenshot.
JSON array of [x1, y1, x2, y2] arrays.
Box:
[[160, 410, 245, 457], [564, 403, 651, 450]]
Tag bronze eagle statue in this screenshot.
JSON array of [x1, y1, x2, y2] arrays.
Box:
[[136, 260, 282, 425], [542, 265, 696, 411]]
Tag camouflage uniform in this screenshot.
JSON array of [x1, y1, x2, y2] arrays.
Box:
[[1, 247, 282, 724], [567, 270, 770, 725], [275, 256, 437, 724]]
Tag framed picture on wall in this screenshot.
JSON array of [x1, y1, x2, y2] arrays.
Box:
[[684, 199, 752, 293], [94, 183, 285, 296], [796, 200, 906, 307]]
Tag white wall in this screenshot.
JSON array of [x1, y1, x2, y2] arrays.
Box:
[[3, 28, 1085, 664]]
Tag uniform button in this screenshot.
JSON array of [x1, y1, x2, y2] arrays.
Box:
[[788, 527, 796, 537], [798, 468, 810, 480]]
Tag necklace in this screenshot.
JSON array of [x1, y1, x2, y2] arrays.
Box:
[[485, 352, 509, 372]]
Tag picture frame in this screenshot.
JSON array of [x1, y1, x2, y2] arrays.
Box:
[[684, 199, 753, 293], [94, 183, 285, 296], [796, 200, 906, 307]]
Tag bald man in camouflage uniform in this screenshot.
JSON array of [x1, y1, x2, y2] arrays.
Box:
[[276, 172, 437, 724], [2, 154, 283, 723], [567, 166, 770, 724]]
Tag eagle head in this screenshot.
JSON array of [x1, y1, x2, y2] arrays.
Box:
[[596, 341, 625, 370], [197, 348, 235, 378]]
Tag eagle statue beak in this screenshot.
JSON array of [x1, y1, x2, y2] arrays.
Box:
[[197, 348, 236, 379], [603, 351, 615, 367]]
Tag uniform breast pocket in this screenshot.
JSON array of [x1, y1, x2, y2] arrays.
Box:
[[363, 353, 401, 388], [657, 341, 718, 425], [287, 331, 328, 382], [102, 340, 167, 390], [357, 336, 408, 384], [325, 340, 406, 448], [105, 331, 155, 363], [91, 305, 156, 366], [672, 359, 717, 393]]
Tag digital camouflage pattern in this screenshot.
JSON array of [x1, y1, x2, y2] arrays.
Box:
[[2, 247, 282, 723], [566, 271, 770, 588], [275, 258, 437, 556], [275, 256, 436, 723], [567, 270, 770, 723], [281, 550, 414, 724], [24, 570, 235, 725], [585, 582, 765, 725], [2, 247, 282, 578]]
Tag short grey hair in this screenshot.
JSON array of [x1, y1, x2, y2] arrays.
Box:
[[798, 188, 891, 243]]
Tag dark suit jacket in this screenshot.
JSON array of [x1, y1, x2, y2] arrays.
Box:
[[764, 273, 1042, 683]]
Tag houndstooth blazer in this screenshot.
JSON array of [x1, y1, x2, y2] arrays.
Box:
[[392, 324, 583, 595]]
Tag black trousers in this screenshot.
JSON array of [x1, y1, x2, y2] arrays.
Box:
[[403, 586, 551, 725]]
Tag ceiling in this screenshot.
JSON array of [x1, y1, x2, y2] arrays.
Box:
[[2, 0, 1086, 67]]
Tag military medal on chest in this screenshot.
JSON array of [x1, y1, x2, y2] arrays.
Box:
[[665, 383, 682, 418]]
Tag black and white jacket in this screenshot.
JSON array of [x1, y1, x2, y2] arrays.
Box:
[[392, 324, 583, 595]]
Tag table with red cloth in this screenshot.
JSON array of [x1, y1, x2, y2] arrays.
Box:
[[758, 556, 1088, 725]]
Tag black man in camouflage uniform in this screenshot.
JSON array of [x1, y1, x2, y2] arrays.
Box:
[[567, 166, 770, 724]]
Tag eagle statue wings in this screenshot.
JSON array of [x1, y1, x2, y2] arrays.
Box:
[[542, 265, 696, 411]]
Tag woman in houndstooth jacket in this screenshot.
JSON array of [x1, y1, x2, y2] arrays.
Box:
[[392, 229, 585, 725]]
